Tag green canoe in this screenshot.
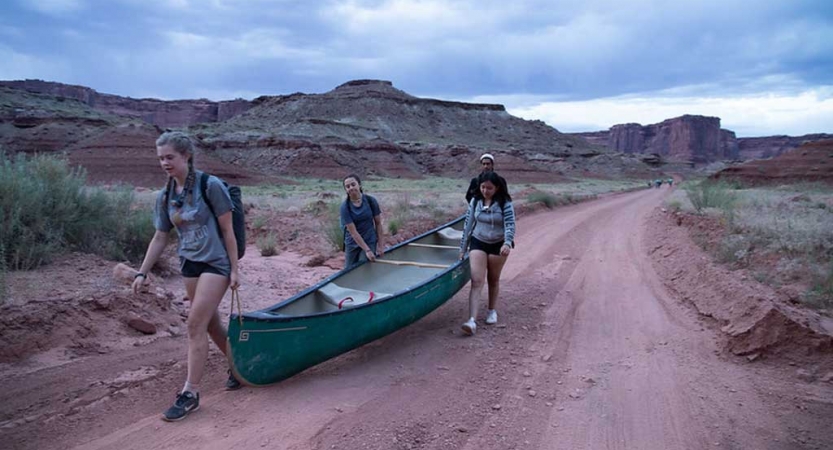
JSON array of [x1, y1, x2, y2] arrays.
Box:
[[227, 216, 471, 386]]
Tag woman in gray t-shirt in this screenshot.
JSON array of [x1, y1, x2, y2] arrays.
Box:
[[131, 131, 242, 422], [458, 171, 516, 336], [340, 173, 384, 268]]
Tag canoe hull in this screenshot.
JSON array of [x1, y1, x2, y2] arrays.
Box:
[[227, 218, 470, 386]]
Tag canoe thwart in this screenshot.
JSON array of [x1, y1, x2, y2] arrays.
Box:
[[319, 283, 390, 309], [376, 259, 449, 269], [407, 243, 459, 250], [438, 227, 464, 241]]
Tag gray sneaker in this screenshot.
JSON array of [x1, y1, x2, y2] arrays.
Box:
[[225, 370, 242, 391], [162, 391, 200, 422]]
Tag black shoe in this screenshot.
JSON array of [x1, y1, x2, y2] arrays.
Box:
[[162, 391, 200, 422], [225, 370, 242, 391]]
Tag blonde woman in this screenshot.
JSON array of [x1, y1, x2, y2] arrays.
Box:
[[132, 131, 241, 422]]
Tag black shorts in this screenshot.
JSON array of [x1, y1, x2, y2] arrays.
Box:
[[469, 237, 505, 256], [181, 259, 228, 278]]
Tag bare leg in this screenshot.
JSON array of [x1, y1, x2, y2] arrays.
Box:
[[467, 250, 488, 320], [486, 254, 508, 310], [185, 279, 228, 355], [185, 273, 229, 385]]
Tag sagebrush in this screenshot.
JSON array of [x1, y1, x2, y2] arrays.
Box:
[[0, 153, 155, 271]]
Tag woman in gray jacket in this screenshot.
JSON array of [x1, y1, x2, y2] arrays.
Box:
[[458, 171, 516, 336]]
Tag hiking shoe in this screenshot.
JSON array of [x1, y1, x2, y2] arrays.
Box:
[[485, 309, 498, 325], [162, 391, 200, 422], [461, 318, 476, 336], [225, 370, 242, 391]]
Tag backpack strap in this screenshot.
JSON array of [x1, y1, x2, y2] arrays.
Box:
[[200, 172, 216, 217]]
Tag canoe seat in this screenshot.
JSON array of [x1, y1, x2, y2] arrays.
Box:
[[319, 283, 392, 310], [438, 227, 463, 241]]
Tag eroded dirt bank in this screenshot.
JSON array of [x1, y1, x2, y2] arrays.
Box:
[[1, 188, 831, 450]]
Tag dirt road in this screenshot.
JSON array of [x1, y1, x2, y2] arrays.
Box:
[[3, 188, 828, 449]]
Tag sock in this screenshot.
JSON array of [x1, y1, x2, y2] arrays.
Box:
[[182, 381, 199, 395]]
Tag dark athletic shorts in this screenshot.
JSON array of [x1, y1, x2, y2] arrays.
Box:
[[181, 259, 228, 278], [469, 237, 505, 256]]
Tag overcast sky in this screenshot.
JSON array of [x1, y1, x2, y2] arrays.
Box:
[[1, 0, 831, 137]]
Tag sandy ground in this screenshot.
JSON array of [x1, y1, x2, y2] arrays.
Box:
[[1, 187, 831, 450]]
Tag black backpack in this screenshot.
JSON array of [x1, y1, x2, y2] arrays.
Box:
[[200, 172, 246, 259]]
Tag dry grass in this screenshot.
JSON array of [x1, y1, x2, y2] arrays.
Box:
[[668, 184, 833, 309]]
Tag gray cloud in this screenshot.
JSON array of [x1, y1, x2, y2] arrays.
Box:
[[1, 0, 831, 134]]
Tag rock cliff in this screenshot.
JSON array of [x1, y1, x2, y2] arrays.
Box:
[[0, 79, 252, 128], [572, 115, 738, 165], [711, 140, 833, 186], [572, 116, 831, 165], [737, 134, 833, 160]]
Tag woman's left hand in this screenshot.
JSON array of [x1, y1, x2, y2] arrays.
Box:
[[376, 242, 385, 258], [500, 244, 511, 256], [230, 270, 240, 290]]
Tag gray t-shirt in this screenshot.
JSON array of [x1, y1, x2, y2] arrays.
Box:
[[340, 194, 381, 249], [154, 171, 233, 274]]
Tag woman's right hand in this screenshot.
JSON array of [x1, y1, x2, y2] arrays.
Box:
[[365, 249, 377, 262], [131, 274, 149, 294], [459, 251, 465, 261]]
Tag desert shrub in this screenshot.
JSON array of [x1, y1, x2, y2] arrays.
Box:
[[321, 201, 344, 251], [257, 232, 279, 257], [388, 217, 402, 235], [251, 214, 268, 231], [0, 245, 6, 300], [667, 200, 682, 213], [0, 153, 154, 270], [527, 191, 556, 208], [684, 180, 738, 215], [716, 234, 752, 266], [388, 193, 412, 236], [802, 261, 833, 309]]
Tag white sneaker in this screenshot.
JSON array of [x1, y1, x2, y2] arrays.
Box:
[[485, 309, 498, 325], [461, 318, 476, 336]]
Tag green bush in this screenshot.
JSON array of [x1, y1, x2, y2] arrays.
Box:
[[803, 261, 833, 309], [527, 191, 557, 208], [684, 180, 738, 215], [251, 214, 268, 231], [0, 153, 155, 270], [0, 245, 6, 300], [389, 193, 412, 235], [388, 217, 402, 235], [321, 201, 344, 251], [257, 232, 279, 257]]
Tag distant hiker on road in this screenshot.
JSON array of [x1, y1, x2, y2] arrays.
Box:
[[132, 131, 243, 422], [459, 171, 516, 336], [465, 153, 495, 203], [667, 178, 674, 186], [341, 173, 385, 269]]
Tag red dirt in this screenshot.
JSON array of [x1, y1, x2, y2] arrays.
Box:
[[2, 189, 832, 450]]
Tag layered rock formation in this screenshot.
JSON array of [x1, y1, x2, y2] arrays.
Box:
[[737, 134, 833, 160], [192, 79, 630, 181], [711, 140, 833, 186], [0, 79, 252, 128], [572, 115, 738, 165], [573, 116, 832, 166], [0, 78, 656, 184], [0, 86, 269, 186]]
